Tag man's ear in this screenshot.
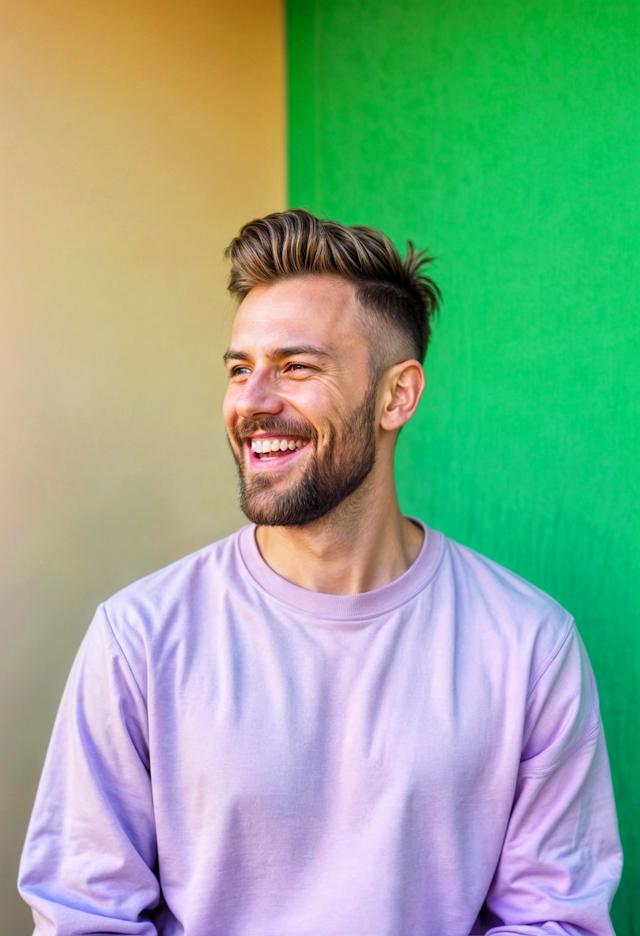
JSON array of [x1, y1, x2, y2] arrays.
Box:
[[379, 360, 425, 432]]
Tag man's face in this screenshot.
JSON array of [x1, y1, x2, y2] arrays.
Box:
[[223, 276, 379, 526]]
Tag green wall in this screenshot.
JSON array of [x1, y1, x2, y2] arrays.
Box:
[[287, 0, 640, 930]]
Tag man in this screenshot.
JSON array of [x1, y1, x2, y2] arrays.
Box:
[[19, 210, 622, 935]]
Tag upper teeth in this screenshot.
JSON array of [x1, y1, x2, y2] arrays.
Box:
[[251, 438, 307, 453]]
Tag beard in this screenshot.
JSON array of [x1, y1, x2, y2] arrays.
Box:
[[229, 382, 378, 527]]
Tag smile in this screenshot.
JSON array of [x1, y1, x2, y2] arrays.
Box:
[[247, 436, 310, 462]]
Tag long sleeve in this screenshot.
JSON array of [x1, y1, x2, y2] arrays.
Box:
[[16, 529, 625, 936], [18, 605, 161, 935], [481, 624, 623, 936]]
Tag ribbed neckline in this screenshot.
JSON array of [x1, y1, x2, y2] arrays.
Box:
[[237, 518, 444, 624]]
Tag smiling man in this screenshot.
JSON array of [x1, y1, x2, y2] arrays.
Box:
[[20, 210, 621, 935]]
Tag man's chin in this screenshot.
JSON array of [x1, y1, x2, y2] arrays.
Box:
[[241, 469, 292, 496], [239, 480, 286, 523], [239, 482, 320, 528], [239, 501, 305, 528]]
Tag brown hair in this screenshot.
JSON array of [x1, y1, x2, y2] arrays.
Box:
[[225, 209, 441, 369]]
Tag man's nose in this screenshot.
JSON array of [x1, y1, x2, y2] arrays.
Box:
[[235, 370, 284, 420]]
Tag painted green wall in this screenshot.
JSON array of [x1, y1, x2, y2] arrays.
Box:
[[287, 1, 640, 930]]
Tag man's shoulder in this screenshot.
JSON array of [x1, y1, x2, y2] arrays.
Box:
[[441, 532, 566, 612], [101, 525, 250, 642], [437, 530, 574, 662]]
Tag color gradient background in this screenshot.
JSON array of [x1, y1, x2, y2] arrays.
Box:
[[1, 0, 638, 931], [1, 1, 284, 929]]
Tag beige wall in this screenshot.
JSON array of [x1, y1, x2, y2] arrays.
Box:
[[0, 0, 285, 927]]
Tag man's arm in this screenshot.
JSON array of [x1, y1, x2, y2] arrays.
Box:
[[481, 625, 622, 936], [18, 605, 160, 935]]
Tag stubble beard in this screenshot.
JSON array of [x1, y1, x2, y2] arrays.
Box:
[[230, 382, 379, 527]]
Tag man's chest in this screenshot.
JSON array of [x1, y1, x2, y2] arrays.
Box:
[[147, 610, 525, 829]]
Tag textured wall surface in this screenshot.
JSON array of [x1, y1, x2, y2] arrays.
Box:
[[0, 0, 284, 928], [288, 1, 640, 931]]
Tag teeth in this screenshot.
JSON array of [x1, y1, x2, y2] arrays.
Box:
[[250, 437, 309, 456]]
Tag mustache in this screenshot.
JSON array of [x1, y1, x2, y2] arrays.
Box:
[[233, 416, 318, 445]]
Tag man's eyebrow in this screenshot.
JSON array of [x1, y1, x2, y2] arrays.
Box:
[[223, 348, 251, 364], [276, 346, 332, 358], [223, 346, 332, 364]]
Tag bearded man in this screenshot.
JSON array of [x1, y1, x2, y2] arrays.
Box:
[[19, 210, 622, 935]]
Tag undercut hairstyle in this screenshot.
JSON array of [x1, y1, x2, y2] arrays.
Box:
[[224, 209, 441, 375]]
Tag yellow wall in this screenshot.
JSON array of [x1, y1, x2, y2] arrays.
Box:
[[0, 0, 285, 927]]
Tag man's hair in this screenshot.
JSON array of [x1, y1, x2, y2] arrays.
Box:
[[224, 209, 441, 370]]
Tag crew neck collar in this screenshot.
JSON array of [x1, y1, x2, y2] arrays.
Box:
[[237, 518, 444, 623]]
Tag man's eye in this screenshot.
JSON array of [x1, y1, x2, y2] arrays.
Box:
[[230, 366, 251, 376], [285, 363, 309, 372]]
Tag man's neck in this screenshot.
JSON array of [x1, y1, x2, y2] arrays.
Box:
[[254, 480, 424, 595]]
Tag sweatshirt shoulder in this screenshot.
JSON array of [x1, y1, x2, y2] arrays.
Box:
[[439, 533, 574, 665], [101, 527, 249, 651], [108, 528, 242, 605]]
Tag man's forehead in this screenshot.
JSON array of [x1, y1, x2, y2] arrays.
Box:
[[230, 277, 362, 346]]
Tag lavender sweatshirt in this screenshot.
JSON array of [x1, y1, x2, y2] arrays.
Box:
[[19, 522, 622, 935]]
